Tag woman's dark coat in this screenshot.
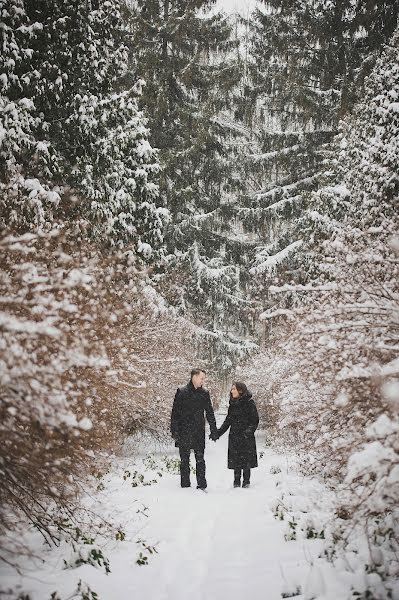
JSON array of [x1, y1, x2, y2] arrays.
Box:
[[217, 391, 259, 469], [170, 381, 217, 450]]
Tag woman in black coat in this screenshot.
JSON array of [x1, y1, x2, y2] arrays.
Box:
[[216, 382, 259, 488]]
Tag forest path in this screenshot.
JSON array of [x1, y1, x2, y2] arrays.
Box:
[[2, 413, 324, 600], [95, 413, 321, 600]]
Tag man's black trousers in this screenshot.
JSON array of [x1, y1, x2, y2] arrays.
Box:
[[178, 446, 207, 489]]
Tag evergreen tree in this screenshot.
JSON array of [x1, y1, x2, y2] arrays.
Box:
[[232, 0, 399, 334], [124, 0, 259, 371], [0, 0, 56, 225], [0, 0, 168, 253], [250, 0, 399, 124], [127, 0, 241, 214]]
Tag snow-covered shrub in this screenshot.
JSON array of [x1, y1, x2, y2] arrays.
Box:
[[64, 544, 111, 575], [270, 465, 282, 474], [286, 26, 399, 502], [0, 229, 197, 563], [135, 538, 159, 566], [235, 343, 304, 445], [0, 229, 106, 560], [246, 28, 399, 594]]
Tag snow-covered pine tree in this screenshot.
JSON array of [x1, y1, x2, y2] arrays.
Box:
[[238, 0, 399, 334], [0, 0, 58, 227], [124, 0, 259, 372], [0, 0, 168, 253], [250, 0, 398, 125], [271, 31, 399, 589], [126, 0, 241, 214]]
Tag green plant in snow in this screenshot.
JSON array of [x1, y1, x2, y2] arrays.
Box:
[[270, 465, 282, 474], [281, 586, 302, 598], [284, 517, 298, 541], [142, 454, 157, 470], [15, 581, 100, 600], [163, 456, 195, 475], [135, 538, 159, 566], [64, 547, 111, 574], [142, 453, 195, 475], [62, 527, 111, 574], [306, 526, 325, 539], [136, 552, 148, 566], [123, 469, 157, 486], [272, 497, 286, 521], [71, 527, 95, 545], [75, 580, 99, 600], [352, 590, 378, 599], [136, 504, 150, 518]]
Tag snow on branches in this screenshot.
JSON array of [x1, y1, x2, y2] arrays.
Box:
[[0, 229, 196, 564], [244, 27, 399, 592], [0, 0, 168, 250]]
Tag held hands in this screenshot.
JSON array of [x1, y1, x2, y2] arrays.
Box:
[[209, 431, 219, 442]]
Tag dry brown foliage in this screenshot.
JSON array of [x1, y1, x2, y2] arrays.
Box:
[[0, 228, 215, 563]]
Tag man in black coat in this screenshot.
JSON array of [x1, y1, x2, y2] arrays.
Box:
[[170, 368, 218, 490]]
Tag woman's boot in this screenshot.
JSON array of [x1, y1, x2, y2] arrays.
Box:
[[242, 468, 250, 488]]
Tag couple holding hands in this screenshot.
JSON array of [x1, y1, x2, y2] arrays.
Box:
[[170, 368, 259, 490]]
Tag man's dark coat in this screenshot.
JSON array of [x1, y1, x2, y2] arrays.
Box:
[[217, 391, 259, 469], [170, 381, 217, 450]]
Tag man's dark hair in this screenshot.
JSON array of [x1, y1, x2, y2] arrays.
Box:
[[191, 368, 206, 379]]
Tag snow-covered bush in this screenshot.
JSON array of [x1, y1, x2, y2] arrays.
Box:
[[0, 229, 104, 560], [246, 28, 399, 593], [288, 27, 399, 490], [0, 229, 197, 564]]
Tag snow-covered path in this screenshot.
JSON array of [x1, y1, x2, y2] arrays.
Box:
[[92, 420, 323, 600], [5, 421, 397, 600], [2, 417, 326, 600]]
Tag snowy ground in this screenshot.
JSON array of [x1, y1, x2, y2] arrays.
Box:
[[2, 413, 398, 600]]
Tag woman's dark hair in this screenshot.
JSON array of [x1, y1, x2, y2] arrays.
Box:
[[233, 381, 248, 397]]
